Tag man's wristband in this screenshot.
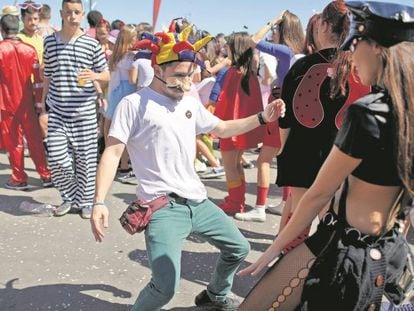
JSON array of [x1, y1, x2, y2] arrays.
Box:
[[94, 201, 105, 206], [257, 112, 267, 125], [97, 93, 104, 100]]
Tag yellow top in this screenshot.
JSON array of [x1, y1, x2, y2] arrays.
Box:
[[17, 32, 44, 64]]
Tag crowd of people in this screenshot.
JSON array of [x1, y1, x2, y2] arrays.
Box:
[[1, 0, 414, 310]]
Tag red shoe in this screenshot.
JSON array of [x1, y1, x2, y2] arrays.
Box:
[[219, 197, 244, 215]]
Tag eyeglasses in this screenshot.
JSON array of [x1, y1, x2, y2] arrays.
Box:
[[271, 24, 279, 33], [18, 3, 43, 10], [349, 36, 364, 53]]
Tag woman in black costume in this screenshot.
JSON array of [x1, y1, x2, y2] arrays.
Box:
[[238, 1, 414, 310]]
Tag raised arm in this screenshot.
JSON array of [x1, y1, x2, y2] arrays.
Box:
[[250, 11, 286, 48]]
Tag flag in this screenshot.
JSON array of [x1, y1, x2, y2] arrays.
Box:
[[153, 0, 162, 30]]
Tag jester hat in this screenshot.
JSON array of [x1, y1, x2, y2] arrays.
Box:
[[132, 25, 213, 67]]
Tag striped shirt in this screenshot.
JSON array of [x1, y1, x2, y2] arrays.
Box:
[[43, 33, 108, 118]]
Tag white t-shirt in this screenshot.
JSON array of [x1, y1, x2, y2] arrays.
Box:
[[109, 87, 220, 201], [108, 52, 135, 94], [131, 58, 154, 88]]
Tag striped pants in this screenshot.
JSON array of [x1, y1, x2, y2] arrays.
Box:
[[47, 112, 97, 208]]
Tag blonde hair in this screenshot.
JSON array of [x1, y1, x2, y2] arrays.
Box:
[[108, 25, 137, 72], [278, 10, 305, 55], [380, 42, 414, 196]]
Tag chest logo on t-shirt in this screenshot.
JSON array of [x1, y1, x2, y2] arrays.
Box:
[[185, 110, 192, 119]]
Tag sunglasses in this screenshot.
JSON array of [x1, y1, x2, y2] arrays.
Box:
[[18, 3, 43, 10], [271, 24, 279, 33], [98, 18, 109, 25]]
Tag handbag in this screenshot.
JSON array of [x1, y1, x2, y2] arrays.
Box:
[[119, 195, 170, 235], [299, 181, 414, 311]]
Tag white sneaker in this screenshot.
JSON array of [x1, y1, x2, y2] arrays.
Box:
[[234, 206, 266, 222], [200, 166, 225, 179], [195, 159, 207, 173], [117, 170, 137, 184], [267, 200, 285, 215]]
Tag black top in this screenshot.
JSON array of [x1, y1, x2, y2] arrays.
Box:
[[335, 91, 401, 186], [276, 48, 348, 188]]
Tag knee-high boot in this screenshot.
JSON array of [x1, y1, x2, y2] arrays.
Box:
[[219, 180, 245, 215]]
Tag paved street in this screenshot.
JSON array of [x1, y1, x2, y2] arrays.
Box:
[[0, 150, 285, 311], [0, 150, 412, 310]]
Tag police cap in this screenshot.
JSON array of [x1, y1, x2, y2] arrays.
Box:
[[342, 1, 414, 50]]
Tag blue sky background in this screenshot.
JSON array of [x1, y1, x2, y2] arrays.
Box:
[[2, 0, 414, 36]]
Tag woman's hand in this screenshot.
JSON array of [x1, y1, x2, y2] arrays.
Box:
[[238, 247, 281, 276], [272, 10, 287, 25]]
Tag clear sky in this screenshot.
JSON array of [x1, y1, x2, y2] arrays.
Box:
[[2, 0, 414, 36]]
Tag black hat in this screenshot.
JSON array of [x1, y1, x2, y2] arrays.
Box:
[[342, 1, 414, 50]]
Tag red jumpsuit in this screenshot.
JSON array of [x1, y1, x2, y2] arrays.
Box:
[[0, 37, 50, 184]]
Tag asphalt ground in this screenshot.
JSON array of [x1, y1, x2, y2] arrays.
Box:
[[0, 150, 412, 310]]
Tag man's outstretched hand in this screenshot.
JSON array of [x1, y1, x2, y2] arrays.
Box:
[[262, 98, 286, 123]]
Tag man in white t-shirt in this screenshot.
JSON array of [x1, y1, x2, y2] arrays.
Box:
[[90, 27, 285, 311]]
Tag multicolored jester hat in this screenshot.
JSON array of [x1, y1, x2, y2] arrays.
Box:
[[132, 25, 213, 68]]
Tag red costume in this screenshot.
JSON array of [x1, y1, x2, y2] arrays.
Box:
[[0, 37, 50, 184], [213, 66, 264, 214], [214, 67, 264, 150]]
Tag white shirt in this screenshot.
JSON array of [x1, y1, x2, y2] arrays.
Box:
[[108, 52, 135, 94], [109, 87, 220, 201], [131, 58, 154, 88]]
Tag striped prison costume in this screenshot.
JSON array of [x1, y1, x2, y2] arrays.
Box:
[[43, 33, 108, 208]]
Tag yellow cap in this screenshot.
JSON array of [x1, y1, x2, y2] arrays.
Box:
[[1, 5, 19, 17]]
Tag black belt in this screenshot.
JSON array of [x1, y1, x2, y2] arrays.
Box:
[[169, 193, 188, 205]]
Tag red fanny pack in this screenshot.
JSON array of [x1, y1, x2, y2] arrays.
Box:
[[119, 195, 170, 235]]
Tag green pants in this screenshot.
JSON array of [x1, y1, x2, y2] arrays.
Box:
[[132, 197, 250, 311]]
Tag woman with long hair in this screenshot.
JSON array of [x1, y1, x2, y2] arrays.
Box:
[[211, 31, 264, 215], [104, 25, 137, 178], [235, 10, 305, 222], [274, 0, 369, 252], [274, 12, 323, 234], [238, 1, 414, 310]]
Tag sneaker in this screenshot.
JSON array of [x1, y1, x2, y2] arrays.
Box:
[[242, 161, 255, 169], [5, 180, 28, 191], [200, 166, 225, 179], [267, 200, 285, 216], [195, 290, 239, 311], [54, 201, 72, 216], [69, 203, 81, 214], [234, 207, 266, 222], [195, 159, 208, 173], [41, 177, 53, 188], [80, 206, 92, 219], [117, 170, 137, 184]]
